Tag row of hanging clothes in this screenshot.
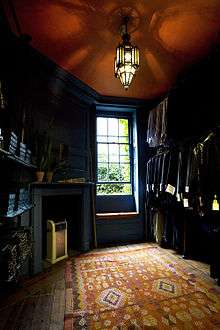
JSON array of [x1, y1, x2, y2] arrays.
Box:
[[146, 97, 168, 147], [145, 127, 220, 268]]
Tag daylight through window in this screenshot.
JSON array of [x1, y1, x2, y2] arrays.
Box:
[[96, 116, 132, 195]]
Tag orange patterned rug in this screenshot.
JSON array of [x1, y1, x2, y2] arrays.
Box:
[[64, 244, 220, 329]]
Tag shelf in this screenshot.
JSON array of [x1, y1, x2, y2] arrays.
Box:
[[0, 148, 10, 157], [0, 147, 36, 169], [0, 204, 34, 219]]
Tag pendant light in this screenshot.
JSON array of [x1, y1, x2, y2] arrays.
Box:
[[114, 17, 140, 90]]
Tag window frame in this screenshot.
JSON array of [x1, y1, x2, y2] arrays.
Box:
[[96, 111, 134, 196]]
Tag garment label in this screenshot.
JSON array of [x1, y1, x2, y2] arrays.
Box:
[[183, 198, 189, 208], [199, 196, 203, 207], [185, 186, 189, 193], [212, 201, 219, 211], [160, 183, 163, 191], [166, 184, 175, 195], [151, 184, 154, 191], [146, 184, 149, 192]]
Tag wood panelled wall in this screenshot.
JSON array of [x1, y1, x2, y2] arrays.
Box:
[[2, 8, 220, 248], [1, 17, 157, 246], [1, 33, 98, 183]]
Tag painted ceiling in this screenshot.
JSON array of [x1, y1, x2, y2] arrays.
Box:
[[4, 0, 220, 100]]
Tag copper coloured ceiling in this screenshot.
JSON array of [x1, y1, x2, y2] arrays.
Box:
[[4, 0, 220, 100]]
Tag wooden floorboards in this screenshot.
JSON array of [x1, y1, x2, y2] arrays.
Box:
[[0, 260, 66, 330], [0, 244, 213, 329]]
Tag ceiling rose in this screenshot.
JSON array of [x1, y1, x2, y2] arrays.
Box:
[[108, 6, 141, 35]]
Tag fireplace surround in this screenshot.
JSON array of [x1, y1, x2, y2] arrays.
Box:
[[31, 182, 93, 274]]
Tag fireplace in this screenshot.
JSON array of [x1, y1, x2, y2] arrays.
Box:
[[42, 194, 82, 259], [31, 183, 93, 274]]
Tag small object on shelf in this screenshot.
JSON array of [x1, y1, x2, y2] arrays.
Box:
[[3, 130, 18, 154], [46, 171, 53, 183], [19, 142, 26, 160], [36, 171, 44, 182], [9, 132, 18, 155]]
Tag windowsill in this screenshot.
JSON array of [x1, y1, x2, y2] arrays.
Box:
[[96, 212, 139, 220]]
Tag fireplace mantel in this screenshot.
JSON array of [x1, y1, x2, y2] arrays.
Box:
[[31, 182, 94, 274]]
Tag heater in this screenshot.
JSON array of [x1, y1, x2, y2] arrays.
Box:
[[46, 219, 68, 264]]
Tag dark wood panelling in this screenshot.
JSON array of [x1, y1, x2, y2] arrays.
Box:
[[96, 218, 144, 245], [1, 22, 154, 248]]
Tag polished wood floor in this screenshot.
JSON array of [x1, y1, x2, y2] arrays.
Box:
[[0, 244, 212, 330], [0, 260, 66, 330]]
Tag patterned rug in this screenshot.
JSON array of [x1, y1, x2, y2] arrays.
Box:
[[64, 244, 220, 329]]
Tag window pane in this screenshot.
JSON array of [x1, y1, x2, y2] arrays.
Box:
[[120, 144, 129, 156], [108, 118, 118, 138], [109, 144, 119, 162], [119, 118, 128, 136], [108, 135, 119, 143], [119, 136, 129, 143], [108, 164, 120, 181], [122, 184, 132, 194], [97, 117, 107, 136], [97, 183, 131, 195], [97, 163, 108, 181], [120, 155, 130, 163], [120, 163, 130, 181], [96, 115, 132, 196], [98, 144, 108, 162], [97, 135, 107, 142]]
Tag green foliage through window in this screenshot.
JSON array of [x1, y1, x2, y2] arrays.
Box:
[[96, 116, 132, 195]]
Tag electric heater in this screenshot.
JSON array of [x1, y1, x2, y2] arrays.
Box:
[[46, 219, 68, 264]]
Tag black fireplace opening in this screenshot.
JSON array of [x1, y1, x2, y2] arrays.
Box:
[[42, 194, 82, 259]]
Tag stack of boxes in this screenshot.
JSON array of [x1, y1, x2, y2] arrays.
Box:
[[0, 192, 16, 217], [19, 142, 26, 160], [18, 188, 30, 211], [25, 148, 32, 163], [8, 131, 18, 155], [0, 129, 32, 163], [0, 188, 30, 217]]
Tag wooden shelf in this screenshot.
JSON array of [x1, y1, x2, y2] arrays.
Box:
[[0, 147, 36, 169], [31, 182, 94, 187]]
